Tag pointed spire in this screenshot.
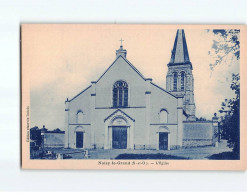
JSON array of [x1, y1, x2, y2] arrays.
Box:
[[169, 29, 190, 65]]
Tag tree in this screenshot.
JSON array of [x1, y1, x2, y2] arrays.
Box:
[[219, 73, 240, 159], [208, 29, 240, 71], [53, 128, 62, 132], [196, 117, 207, 121]]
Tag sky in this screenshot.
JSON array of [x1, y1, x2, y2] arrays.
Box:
[[24, 24, 240, 130]]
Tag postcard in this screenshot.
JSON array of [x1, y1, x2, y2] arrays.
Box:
[[21, 24, 247, 170]]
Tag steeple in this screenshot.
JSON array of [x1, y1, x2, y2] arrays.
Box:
[[116, 39, 127, 58], [166, 29, 196, 121], [169, 29, 191, 65]]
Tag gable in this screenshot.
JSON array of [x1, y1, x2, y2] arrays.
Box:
[[104, 109, 135, 122], [96, 55, 146, 83], [69, 85, 91, 102], [95, 56, 148, 107], [151, 82, 177, 99]]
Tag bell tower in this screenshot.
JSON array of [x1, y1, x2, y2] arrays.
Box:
[[166, 29, 196, 121]]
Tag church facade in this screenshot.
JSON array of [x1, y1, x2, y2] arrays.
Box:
[[64, 29, 218, 150]]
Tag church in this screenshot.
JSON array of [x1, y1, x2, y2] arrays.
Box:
[[64, 29, 218, 150]]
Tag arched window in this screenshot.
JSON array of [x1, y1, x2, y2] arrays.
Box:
[[113, 80, 128, 108], [77, 111, 83, 123], [173, 72, 178, 91], [160, 109, 168, 123], [181, 72, 185, 91]]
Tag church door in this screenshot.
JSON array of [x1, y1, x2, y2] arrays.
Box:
[[76, 132, 84, 148], [159, 132, 168, 150], [112, 126, 127, 149]]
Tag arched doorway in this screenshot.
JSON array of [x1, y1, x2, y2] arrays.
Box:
[[111, 117, 128, 149], [159, 132, 168, 150], [75, 126, 84, 149], [157, 126, 170, 150], [104, 109, 135, 149]]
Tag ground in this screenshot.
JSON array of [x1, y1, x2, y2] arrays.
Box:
[[43, 140, 233, 160]]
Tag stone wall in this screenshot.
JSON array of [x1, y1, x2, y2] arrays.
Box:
[[183, 121, 214, 148], [44, 132, 65, 148], [183, 139, 212, 148]]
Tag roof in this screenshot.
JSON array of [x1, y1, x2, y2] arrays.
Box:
[[104, 109, 135, 122], [168, 29, 191, 66], [69, 46, 180, 102], [150, 82, 178, 98], [96, 55, 146, 83], [69, 85, 92, 102], [69, 55, 147, 102]]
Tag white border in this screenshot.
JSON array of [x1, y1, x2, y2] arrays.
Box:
[[1, 0, 247, 192]]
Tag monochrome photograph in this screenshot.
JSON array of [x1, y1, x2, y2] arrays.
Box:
[[21, 24, 244, 170]]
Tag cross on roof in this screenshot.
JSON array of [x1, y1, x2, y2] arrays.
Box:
[[119, 38, 124, 46]]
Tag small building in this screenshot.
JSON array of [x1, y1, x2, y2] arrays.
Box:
[[30, 126, 65, 149]]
